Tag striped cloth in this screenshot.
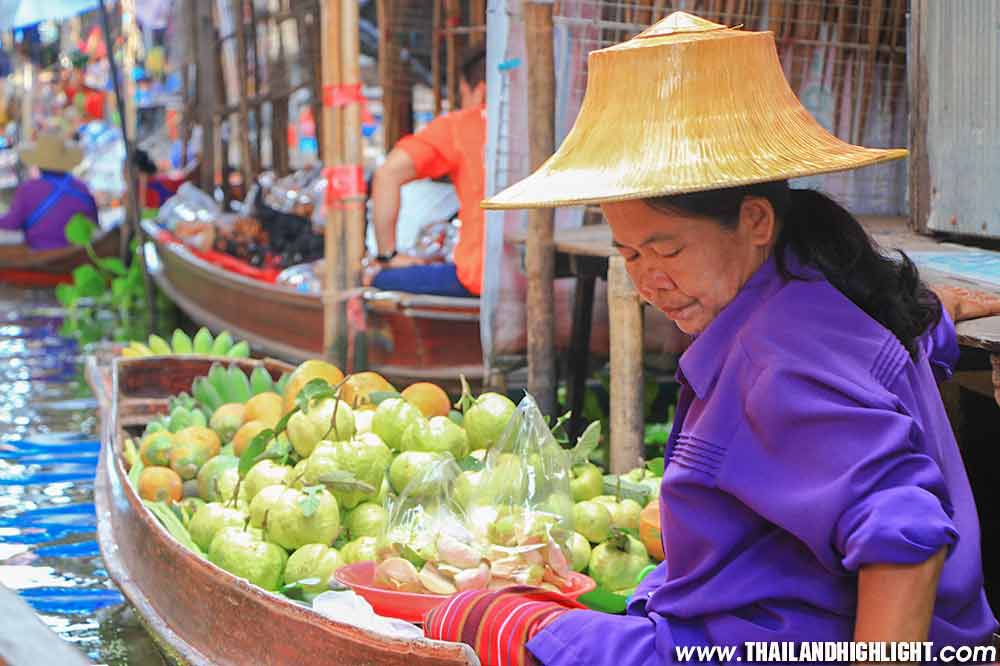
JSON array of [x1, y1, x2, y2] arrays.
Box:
[[424, 586, 586, 666]]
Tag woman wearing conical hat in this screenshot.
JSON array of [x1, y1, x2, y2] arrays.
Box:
[[424, 13, 998, 665]]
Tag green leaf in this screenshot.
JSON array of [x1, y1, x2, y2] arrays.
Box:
[[297, 378, 337, 412], [456, 455, 484, 472], [55, 283, 79, 307], [72, 264, 106, 297], [98, 257, 127, 276], [398, 543, 426, 569], [644, 423, 671, 447], [455, 374, 475, 413], [127, 457, 145, 489], [65, 214, 97, 246], [144, 500, 203, 555], [255, 436, 291, 466], [645, 457, 664, 476], [315, 470, 375, 495], [273, 409, 295, 436], [570, 421, 602, 465], [447, 410, 464, 427], [369, 390, 401, 405], [601, 474, 651, 505], [298, 485, 325, 517], [238, 428, 275, 477]]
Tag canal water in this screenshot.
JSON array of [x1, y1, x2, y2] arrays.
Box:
[[0, 285, 166, 665]]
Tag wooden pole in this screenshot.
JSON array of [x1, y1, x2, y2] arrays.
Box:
[[432, 0, 442, 115], [341, 0, 364, 291], [608, 256, 644, 473], [523, 1, 557, 416], [271, 13, 290, 174], [196, 1, 217, 192], [444, 0, 460, 110], [469, 0, 486, 48], [232, 0, 257, 187], [321, 0, 348, 367]]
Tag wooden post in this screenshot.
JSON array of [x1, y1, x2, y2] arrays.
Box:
[[321, 0, 348, 367], [271, 13, 290, 175], [608, 256, 644, 473], [444, 0, 460, 110], [523, 1, 557, 416], [469, 0, 486, 48], [196, 1, 217, 192], [432, 0, 443, 115], [232, 0, 257, 185], [341, 0, 364, 291]]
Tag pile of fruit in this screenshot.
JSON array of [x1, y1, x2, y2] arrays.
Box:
[[123, 327, 251, 359], [127, 356, 666, 610]]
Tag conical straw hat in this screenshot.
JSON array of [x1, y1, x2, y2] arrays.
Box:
[[19, 132, 84, 173], [484, 12, 907, 210]]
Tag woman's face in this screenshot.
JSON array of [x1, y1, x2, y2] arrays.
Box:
[[602, 198, 776, 335]]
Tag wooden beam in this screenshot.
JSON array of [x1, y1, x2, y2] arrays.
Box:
[[341, 0, 364, 295], [523, 1, 557, 416], [321, 0, 348, 367], [445, 0, 460, 110], [608, 255, 644, 473], [196, 1, 217, 191], [432, 0, 442, 115], [231, 0, 257, 185]]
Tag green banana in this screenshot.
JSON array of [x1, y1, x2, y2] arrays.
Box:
[[208, 363, 231, 402], [189, 409, 208, 428], [275, 372, 290, 396], [147, 334, 172, 355], [193, 327, 214, 355], [250, 366, 274, 395], [192, 376, 224, 413], [227, 340, 250, 358], [169, 406, 194, 432], [171, 329, 194, 355], [143, 420, 167, 438], [210, 331, 234, 356], [226, 365, 253, 404]]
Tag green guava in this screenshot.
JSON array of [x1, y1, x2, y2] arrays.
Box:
[[340, 536, 378, 564], [248, 484, 286, 529], [208, 526, 288, 591], [264, 487, 341, 550], [588, 533, 649, 591], [573, 500, 612, 544], [303, 434, 390, 509], [371, 398, 423, 451], [283, 543, 343, 598], [400, 416, 469, 459], [195, 454, 239, 502], [463, 393, 515, 450], [387, 451, 451, 496], [243, 460, 292, 502], [189, 502, 247, 552], [286, 398, 355, 458], [345, 502, 388, 539]]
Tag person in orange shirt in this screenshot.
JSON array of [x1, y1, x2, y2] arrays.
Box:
[[365, 48, 486, 297]]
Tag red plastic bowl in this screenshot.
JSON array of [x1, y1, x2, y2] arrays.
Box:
[[335, 561, 597, 624]]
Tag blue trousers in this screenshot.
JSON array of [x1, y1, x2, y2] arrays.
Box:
[[371, 262, 473, 297]]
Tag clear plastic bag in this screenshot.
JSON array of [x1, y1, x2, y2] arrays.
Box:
[[466, 394, 576, 591], [374, 454, 488, 595]]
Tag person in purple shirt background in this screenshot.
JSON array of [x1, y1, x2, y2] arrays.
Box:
[[0, 132, 98, 250], [424, 13, 998, 666]]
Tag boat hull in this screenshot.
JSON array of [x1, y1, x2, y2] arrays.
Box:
[[0, 227, 123, 285], [91, 356, 476, 666], [145, 233, 485, 383]]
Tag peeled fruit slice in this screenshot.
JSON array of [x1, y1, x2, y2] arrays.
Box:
[[210, 403, 245, 443], [340, 371, 396, 410], [138, 466, 183, 502], [419, 562, 457, 595], [437, 533, 482, 569], [243, 392, 283, 428], [140, 431, 175, 467], [401, 382, 451, 418], [375, 556, 422, 592], [232, 420, 269, 457], [283, 360, 345, 414], [454, 563, 491, 591]]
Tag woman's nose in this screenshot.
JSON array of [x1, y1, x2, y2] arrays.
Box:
[[638, 271, 675, 300]]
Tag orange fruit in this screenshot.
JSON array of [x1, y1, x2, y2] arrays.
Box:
[[169, 441, 216, 481], [140, 431, 175, 467], [232, 420, 269, 457], [639, 499, 664, 561], [401, 382, 451, 418], [138, 466, 183, 502], [243, 392, 283, 428], [340, 372, 396, 410], [210, 403, 245, 443], [174, 426, 222, 458], [283, 360, 345, 414]]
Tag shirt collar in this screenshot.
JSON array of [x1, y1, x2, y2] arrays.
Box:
[[677, 251, 809, 399]]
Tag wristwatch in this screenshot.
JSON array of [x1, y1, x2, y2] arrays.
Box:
[[375, 249, 398, 264]]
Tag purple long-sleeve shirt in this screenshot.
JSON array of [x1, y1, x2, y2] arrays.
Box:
[[0, 170, 99, 250], [528, 253, 996, 665]]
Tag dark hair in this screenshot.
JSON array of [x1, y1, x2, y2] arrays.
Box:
[[460, 47, 487, 89], [647, 182, 941, 358]]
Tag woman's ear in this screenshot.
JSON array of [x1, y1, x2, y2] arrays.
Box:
[[739, 196, 777, 247]]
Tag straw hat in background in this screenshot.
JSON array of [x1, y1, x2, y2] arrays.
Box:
[[484, 12, 907, 210], [19, 132, 84, 173]]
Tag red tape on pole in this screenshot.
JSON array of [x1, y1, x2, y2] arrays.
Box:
[[324, 165, 366, 208], [322, 83, 374, 124]]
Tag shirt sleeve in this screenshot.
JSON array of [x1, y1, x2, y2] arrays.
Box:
[[722, 361, 958, 573], [394, 113, 458, 181], [921, 306, 959, 382], [626, 560, 668, 617]]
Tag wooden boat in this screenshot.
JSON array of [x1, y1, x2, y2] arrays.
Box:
[[89, 354, 476, 666], [143, 222, 484, 385], [0, 226, 123, 285]]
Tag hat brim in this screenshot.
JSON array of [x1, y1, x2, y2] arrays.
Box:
[[19, 146, 84, 173], [483, 147, 908, 210]]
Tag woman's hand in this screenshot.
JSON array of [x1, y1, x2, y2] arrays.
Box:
[[853, 547, 946, 664], [361, 253, 433, 286]]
